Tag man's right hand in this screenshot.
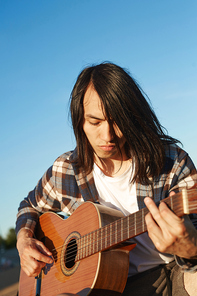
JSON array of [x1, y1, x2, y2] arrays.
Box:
[[17, 229, 53, 277]]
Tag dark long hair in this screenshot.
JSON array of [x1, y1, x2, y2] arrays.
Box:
[[70, 62, 180, 184]]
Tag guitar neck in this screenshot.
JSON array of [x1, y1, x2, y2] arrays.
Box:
[[76, 188, 197, 260]]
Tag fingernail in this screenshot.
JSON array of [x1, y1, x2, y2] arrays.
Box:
[[49, 257, 53, 263]]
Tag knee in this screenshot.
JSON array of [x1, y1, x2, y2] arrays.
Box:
[[184, 272, 197, 296]]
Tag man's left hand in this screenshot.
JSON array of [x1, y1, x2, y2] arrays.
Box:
[[144, 193, 197, 259]]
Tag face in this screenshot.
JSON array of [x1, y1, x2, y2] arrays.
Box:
[[83, 84, 126, 161]]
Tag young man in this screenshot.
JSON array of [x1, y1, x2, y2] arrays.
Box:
[[16, 62, 197, 295]]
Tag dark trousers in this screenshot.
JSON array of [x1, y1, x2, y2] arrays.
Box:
[[122, 261, 189, 296]]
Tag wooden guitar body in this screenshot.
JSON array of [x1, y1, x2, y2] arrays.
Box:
[[18, 202, 133, 296], [18, 187, 197, 295]]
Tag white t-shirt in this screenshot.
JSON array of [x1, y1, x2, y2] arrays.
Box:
[[93, 163, 174, 276]]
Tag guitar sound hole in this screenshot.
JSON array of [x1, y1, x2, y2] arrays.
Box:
[[65, 238, 77, 269], [61, 231, 80, 276]]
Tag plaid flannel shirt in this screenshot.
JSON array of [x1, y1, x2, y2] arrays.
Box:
[[16, 144, 197, 236]]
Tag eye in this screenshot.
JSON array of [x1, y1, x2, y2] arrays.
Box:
[[89, 121, 100, 126]]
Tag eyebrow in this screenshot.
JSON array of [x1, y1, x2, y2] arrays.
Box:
[[84, 114, 105, 121]]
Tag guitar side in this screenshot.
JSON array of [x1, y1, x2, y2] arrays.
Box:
[[18, 202, 131, 296]]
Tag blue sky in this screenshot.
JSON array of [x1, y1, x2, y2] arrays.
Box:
[[0, 0, 197, 238]]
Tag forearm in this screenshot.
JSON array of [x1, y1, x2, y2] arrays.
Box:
[[16, 168, 61, 235], [17, 228, 33, 244], [16, 197, 41, 236]]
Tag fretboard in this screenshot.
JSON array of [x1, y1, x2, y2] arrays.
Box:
[[76, 188, 197, 260]]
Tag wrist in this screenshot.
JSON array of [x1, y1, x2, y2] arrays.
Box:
[[17, 228, 34, 240], [184, 257, 197, 265], [175, 255, 197, 273]]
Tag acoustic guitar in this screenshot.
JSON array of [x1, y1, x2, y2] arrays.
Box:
[[18, 188, 197, 296]]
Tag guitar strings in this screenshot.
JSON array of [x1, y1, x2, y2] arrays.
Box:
[[51, 204, 197, 265], [51, 203, 197, 269], [49, 194, 197, 264], [51, 190, 196, 259], [49, 195, 197, 265]]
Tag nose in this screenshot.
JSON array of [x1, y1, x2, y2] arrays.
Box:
[[100, 121, 113, 142]]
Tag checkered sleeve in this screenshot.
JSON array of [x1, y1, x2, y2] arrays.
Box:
[[15, 151, 84, 236], [15, 166, 59, 236], [164, 145, 197, 227], [167, 145, 197, 192], [165, 146, 197, 272]]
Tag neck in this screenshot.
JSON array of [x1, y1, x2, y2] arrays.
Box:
[[94, 156, 132, 177]]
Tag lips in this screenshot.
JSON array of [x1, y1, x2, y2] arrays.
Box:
[[99, 145, 115, 151]]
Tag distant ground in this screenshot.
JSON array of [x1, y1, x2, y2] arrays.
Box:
[[0, 248, 20, 296]]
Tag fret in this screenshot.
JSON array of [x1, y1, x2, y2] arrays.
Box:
[[121, 218, 123, 242], [111, 222, 115, 246], [100, 227, 103, 251], [87, 234, 89, 257], [110, 223, 112, 247], [87, 233, 90, 257], [135, 212, 137, 235], [127, 216, 130, 239], [81, 235, 84, 259], [88, 233, 90, 256], [84, 235, 87, 257], [79, 236, 82, 259], [96, 229, 98, 253], [91, 232, 94, 255], [115, 220, 117, 244], [103, 227, 106, 249], [105, 225, 108, 249], [93, 231, 96, 254], [77, 237, 81, 260], [107, 224, 111, 248], [82, 235, 85, 258], [98, 229, 101, 252], [142, 209, 144, 232], [92, 232, 94, 255], [92, 231, 95, 255], [137, 210, 143, 234], [84, 235, 86, 258], [95, 230, 98, 253], [88, 233, 91, 256], [117, 219, 122, 242], [128, 213, 134, 238], [80, 237, 82, 260], [123, 217, 128, 241], [83, 235, 86, 258]]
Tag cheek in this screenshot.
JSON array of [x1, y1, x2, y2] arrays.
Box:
[[83, 122, 89, 137], [83, 124, 95, 144]]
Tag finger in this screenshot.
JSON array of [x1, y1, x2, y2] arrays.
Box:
[[23, 265, 44, 277], [29, 247, 53, 264], [158, 201, 182, 226], [144, 197, 164, 227], [144, 198, 176, 250], [145, 212, 164, 248], [24, 240, 53, 264], [145, 197, 183, 237], [21, 255, 46, 277], [36, 240, 53, 256], [144, 197, 181, 228], [169, 191, 176, 197]]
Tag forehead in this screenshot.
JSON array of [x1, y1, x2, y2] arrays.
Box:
[[83, 84, 105, 116]]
